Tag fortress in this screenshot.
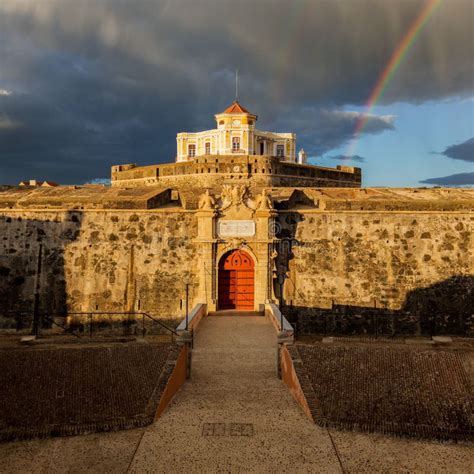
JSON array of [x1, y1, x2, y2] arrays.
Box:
[[0, 101, 472, 334], [0, 101, 473, 454], [111, 101, 361, 189]]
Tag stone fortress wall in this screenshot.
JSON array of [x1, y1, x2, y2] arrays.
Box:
[[111, 155, 361, 189], [283, 210, 471, 308], [0, 208, 197, 326], [274, 188, 473, 335], [0, 186, 471, 335], [279, 210, 472, 334]]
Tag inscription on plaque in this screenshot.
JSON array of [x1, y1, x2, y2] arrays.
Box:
[[218, 220, 255, 237]]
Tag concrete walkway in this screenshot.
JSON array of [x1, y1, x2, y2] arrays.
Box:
[[129, 315, 343, 473]]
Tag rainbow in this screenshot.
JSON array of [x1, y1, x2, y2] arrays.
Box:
[[345, 0, 443, 158]]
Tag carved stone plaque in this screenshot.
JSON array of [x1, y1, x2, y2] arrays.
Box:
[[218, 220, 255, 237]]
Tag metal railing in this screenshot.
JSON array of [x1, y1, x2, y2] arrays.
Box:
[[5, 310, 179, 341]]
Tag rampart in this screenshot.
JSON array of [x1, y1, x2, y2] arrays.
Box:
[[110, 156, 361, 189], [0, 207, 198, 326], [0, 186, 472, 335]]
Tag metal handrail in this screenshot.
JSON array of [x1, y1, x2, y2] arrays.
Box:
[[65, 312, 180, 338], [42, 315, 82, 339], [5, 310, 179, 339], [139, 312, 179, 336]]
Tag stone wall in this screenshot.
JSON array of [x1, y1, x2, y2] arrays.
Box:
[[277, 210, 473, 335], [0, 210, 198, 328], [0, 193, 472, 336], [111, 156, 361, 189]]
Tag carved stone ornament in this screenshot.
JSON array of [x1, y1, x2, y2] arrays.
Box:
[[198, 189, 216, 210], [224, 237, 247, 251], [220, 184, 250, 211], [271, 249, 279, 271], [217, 185, 275, 221], [255, 189, 273, 210]]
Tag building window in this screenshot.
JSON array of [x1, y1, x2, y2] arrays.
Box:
[[205, 142, 211, 154], [232, 137, 240, 152], [276, 144, 284, 158], [188, 144, 196, 157]]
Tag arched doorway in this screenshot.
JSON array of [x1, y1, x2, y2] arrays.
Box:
[[218, 250, 255, 310]]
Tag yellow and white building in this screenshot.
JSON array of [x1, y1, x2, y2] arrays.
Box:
[[176, 101, 300, 163]]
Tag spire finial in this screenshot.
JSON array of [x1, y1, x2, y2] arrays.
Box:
[[235, 69, 238, 101]]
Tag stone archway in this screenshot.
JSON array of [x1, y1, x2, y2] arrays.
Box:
[[218, 249, 255, 310]]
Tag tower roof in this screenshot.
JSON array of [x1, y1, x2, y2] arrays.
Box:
[[220, 101, 253, 115]]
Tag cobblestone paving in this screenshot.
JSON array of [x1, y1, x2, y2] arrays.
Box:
[[0, 342, 175, 441], [295, 343, 473, 440]]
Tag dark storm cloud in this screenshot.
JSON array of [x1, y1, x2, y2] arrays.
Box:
[[0, 0, 472, 183], [270, 108, 395, 157], [419, 172, 474, 186], [438, 137, 474, 162], [326, 155, 366, 163]]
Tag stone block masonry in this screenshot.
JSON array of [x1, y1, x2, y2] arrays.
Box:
[[0, 187, 472, 335], [111, 156, 361, 189], [278, 210, 473, 335], [0, 210, 199, 325]]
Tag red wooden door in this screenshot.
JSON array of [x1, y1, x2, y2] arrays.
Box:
[[218, 250, 254, 310]]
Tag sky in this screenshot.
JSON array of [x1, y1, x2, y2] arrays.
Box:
[[0, 0, 473, 187]]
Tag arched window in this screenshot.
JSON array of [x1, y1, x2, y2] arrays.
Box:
[[205, 142, 211, 154], [188, 144, 196, 157]]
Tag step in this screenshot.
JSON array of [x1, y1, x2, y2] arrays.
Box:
[[208, 310, 265, 317]]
